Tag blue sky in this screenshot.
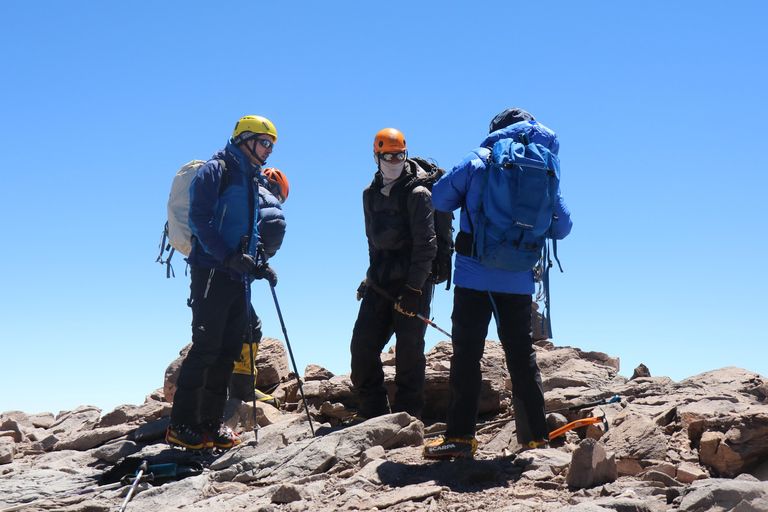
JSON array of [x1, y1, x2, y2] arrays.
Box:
[[1, 2, 766, 415]]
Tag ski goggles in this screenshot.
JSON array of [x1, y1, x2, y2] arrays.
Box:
[[379, 152, 407, 162], [255, 138, 275, 150]]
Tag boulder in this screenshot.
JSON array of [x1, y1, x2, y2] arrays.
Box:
[[566, 438, 618, 488]]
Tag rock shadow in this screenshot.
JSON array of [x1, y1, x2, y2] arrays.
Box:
[[377, 456, 524, 492]]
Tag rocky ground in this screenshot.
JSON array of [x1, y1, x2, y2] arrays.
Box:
[[2, 338, 768, 511]]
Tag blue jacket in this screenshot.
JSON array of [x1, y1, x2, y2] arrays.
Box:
[[431, 121, 573, 294], [187, 140, 264, 277]]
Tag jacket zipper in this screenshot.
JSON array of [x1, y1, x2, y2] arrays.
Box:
[[218, 204, 228, 231], [204, 269, 215, 299]]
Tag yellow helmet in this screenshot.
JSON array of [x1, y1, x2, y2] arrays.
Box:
[[232, 115, 278, 145]]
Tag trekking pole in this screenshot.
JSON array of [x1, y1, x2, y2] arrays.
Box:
[[242, 237, 259, 442], [366, 281, 510, 377], [246, 305, 259, 442], [268, 283, 316, 436], [118, 460, 148, 512]]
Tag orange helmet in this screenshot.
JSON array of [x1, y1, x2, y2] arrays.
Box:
[[263, 168, 289, 203], [373, 128, 407, 154]]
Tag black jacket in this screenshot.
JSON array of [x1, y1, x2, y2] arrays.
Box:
[[362, 159, 438, 290]]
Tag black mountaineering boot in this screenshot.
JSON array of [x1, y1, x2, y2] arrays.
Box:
[[423, 436, 478, 459], [166, 424, 210, 450], [199, 420, 242, 449]]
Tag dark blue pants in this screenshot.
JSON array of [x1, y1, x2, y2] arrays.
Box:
[[350, 280, 432, 418], [171, 266, 249, 426], [445, 286, 548, 444]]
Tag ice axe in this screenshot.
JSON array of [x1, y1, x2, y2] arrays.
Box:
[[366, 280, 510, 376]]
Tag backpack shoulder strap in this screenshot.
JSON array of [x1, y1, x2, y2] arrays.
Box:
[[216, 159, 229, 197]]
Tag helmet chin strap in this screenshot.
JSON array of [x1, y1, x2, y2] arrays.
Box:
[[245, 140, 266, 166]]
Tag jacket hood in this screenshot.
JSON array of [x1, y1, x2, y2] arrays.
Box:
[[480, 120, 560, 156]]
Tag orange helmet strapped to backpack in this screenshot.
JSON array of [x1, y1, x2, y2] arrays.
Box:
[[373, 128, 407, 153], [263, 168, 289, 203]]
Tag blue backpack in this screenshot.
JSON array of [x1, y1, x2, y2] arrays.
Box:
[[470, 132, 563, 335], [472, 132, 561, 272]]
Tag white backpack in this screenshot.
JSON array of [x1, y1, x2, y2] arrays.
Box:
[[157, 159, 226, 277]]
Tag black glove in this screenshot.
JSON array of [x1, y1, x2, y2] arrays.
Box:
[[252, 263, 278, 287], [394, 285, 422, 317], [356, 279, 368, 301], [223, 253, 256, 274]]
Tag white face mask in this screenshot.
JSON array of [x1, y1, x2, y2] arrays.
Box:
[[377, 157, 405, 181]]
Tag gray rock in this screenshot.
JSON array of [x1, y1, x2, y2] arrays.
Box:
[[516, 447, 572, 473], [98, 401, 171, 428], [602, 410, 668, 460], [360, 445, 386, 467], [631, 364, 651, 379], [640, 469, 683, 487], [215, 413, 419, 485], [676, 461, 709, 483], [90, 439, 142, 462], [0, 437, 15, 464], [305, 364, 335, 381], [562, 497, 667, 511], [271, 483, 303, 503], [365, 483, 442, 509], [677, 478, 768, 511], [253, 337, 291, 387], [544, 358, 617, 392], [693, 406, 768, 478], [48, 405, 101, 437], [483, 419, 516, 454], [130, 416, 170, 443], [55, 424, 135, 451], [29, 412, 56, 429], [566, 438, 617, 488]]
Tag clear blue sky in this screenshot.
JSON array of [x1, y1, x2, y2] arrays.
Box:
[[2, 2, 766, 415]]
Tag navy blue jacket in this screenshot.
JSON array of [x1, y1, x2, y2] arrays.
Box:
[[188, 140, 264, 278], [432, 121, 573, 294]]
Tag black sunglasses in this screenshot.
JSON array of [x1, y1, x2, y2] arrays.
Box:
[[254, 138, 275, 150]]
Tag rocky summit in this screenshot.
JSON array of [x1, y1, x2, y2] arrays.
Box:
[[2, 337, 768, 512]]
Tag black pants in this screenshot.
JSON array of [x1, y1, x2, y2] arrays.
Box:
[[445, 286, 548, 444], [350, 280, 432, 418], [170, 266, 249, 426]]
